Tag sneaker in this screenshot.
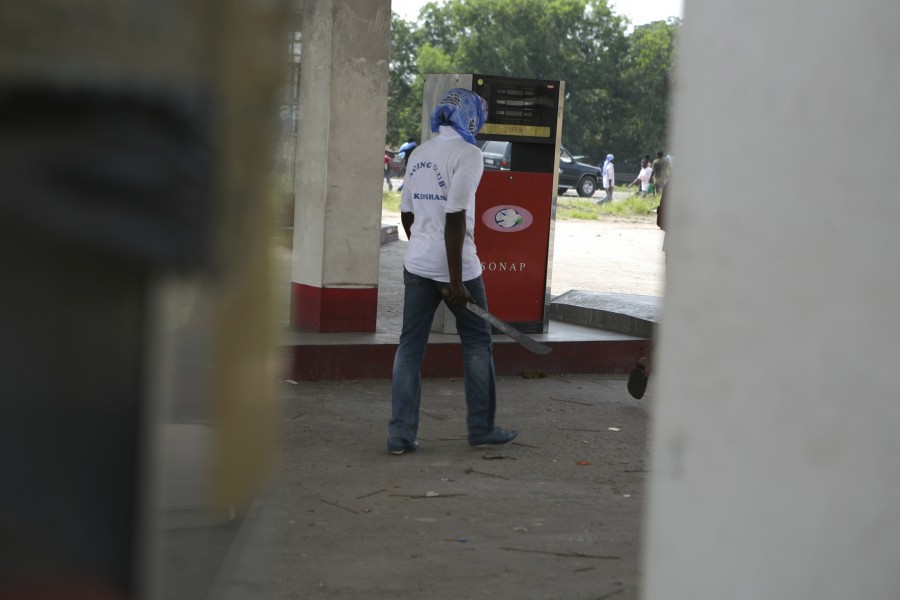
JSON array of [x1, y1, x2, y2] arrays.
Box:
[[388, 438, 419, 455], [468, 427, 518, 448]]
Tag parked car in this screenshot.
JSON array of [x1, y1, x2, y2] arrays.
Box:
[[557, 147, 599, 197], [479, 141, 601, 198], [480, 140, 512, 171]]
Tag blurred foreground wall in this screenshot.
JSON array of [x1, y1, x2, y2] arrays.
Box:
[[0, 2, 289, 598]]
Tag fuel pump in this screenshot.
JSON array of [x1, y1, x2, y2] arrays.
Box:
[[423, 74, 564, 334]]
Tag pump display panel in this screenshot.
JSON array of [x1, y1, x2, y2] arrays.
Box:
[[472, 74, 561, 144]]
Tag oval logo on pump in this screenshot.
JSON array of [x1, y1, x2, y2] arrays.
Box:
[[481, 205, 534, 233]]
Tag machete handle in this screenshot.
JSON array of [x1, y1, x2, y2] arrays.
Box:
[[440, 285, 472, 309], [441, 286, 472, 307], [441, 286, 551, 355]]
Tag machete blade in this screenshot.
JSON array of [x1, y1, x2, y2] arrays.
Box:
[[464, 302, 552, 355], [440, 287, 551, 355]]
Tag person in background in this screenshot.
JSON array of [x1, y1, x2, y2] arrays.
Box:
[[387, 88, 518, 455], [650, 150, 669, 195], [396, 137, 417, 192], [398, 136, 417, 165], [628, 178, 669, 399], [600, 153, 615, 204], [629, 157, 653, 196], [384, 152, 393, 190]]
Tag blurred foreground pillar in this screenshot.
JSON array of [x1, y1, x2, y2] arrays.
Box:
[[0, 1, 288, 598], [289, 0, 391, 332], [643, 1, 900, 598]]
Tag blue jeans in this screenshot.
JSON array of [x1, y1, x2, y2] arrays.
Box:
[[389, 269, 497, 443]]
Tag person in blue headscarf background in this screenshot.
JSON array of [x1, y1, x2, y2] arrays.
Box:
[[387, 87, 518, 455], [395, 136, 417, 192], [600, 153, 615, 204]]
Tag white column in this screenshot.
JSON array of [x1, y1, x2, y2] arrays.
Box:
[[290, 0, 391, 331], [643, 1, 900, 598]]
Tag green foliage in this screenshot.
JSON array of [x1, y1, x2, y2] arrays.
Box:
[[383, 189, 402, 213], [560, 206, 599, 220], [418, 44, 455, 75], [386, 13, 423, 148], [387, 1, 679, 166], [555, 193, 658, 220], [555, 199, 602, 220], [599, 193, 659, 216], [619, 19, 680, 158]]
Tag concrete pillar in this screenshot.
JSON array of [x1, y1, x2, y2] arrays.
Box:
[[290, 0, 391, 332], [643, 1, 900, 598]]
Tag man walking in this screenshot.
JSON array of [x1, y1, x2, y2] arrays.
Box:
[[387, 88, 518, 455], [396, 136, 417, 192], [600, 153, 615, 204], [650, 150, 669, 195], [384, 152, 393, 190]]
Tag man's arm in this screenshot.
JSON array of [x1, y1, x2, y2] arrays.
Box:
[[401, 211, 414, 240], [444, 210, 470, 307]]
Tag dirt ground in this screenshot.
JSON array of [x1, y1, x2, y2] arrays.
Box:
[[270, 375, 651, 600]]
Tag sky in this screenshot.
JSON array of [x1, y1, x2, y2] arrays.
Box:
[[390, 0, 683, 27]]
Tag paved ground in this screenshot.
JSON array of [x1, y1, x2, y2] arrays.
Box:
[[258, 375, 652, 600], [548, 216, 665, 298]]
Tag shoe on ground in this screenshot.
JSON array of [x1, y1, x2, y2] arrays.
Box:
[[388, 438, 419, 455], [627, 362, 648, 399], [468, 427, 518, 448]]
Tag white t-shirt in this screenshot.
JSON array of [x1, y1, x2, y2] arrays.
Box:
[[603, 163, 615, 189], [400, 126, 485, 282], [639, 166, 653, 192]]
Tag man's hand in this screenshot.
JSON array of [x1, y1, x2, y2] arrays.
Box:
[[401, 211, 414, 240], [444, 281, 472, 308]]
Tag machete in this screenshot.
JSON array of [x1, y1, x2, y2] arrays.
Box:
[[441, 288, 552, 355]]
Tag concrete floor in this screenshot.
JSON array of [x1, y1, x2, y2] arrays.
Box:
[[208, 374, 652, 600]]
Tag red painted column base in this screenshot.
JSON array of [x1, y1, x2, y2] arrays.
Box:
[[291, 282, 377, 333]]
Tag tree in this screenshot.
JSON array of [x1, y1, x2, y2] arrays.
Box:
[[562, 0, 630, 161], [386, 0, 678, 166], [617, 18, 679, 162], [386, 12, 422, 148]]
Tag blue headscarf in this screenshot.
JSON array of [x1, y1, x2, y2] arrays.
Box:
[[429, 88, 488, 145], [601, 154, 614, 179]]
